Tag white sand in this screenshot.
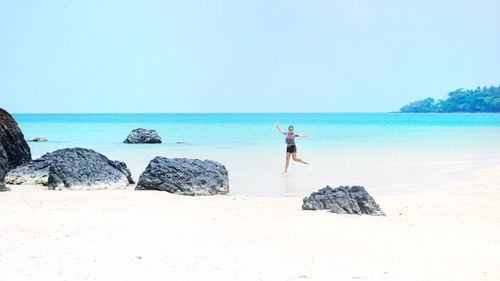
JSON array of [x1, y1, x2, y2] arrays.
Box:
[[1, 164, 499, 281]]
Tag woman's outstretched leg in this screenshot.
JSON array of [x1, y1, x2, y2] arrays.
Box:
[[292, 153, 309, 164]]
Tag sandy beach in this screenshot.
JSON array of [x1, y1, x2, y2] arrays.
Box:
[[2, 0, 499, 279], [1, 163, 499, 281]]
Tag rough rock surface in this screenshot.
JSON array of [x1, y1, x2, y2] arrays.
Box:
[[124, 128, 162, 144], [5, 147, 134, 189], [136, 157, 229, 195], [0, 146, 7, 191], [302, 185, 384, 216], [0, 108, 32, 190]]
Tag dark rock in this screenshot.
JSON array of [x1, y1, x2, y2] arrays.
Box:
[[5, 147, 134, 189], [0, 108, 32, 187], [124, 128, 161, 144], [302, 185, 384, 216], [0, 146, 8, 189], [0, 148, 8, 190], [27, 137, 48, 142], [136, 157, 229, 196]]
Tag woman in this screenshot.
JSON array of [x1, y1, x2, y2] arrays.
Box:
[[275, 121, 309, 173]]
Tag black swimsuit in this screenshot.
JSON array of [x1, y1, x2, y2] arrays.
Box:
[[284, 133, 297, 153]]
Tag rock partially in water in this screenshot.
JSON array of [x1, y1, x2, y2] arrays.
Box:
[[27, 137, 48, 142], [302, 185, 384, 216], [136, 156, 229, 196], [5, 147, 134, 189], [0, 108, 32, 188], [124, 128, 162, 144]]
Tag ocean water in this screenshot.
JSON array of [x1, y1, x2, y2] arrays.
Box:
[[13, 113, 500, 196]]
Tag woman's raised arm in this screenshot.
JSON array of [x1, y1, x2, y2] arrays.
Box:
[[275, 121, 284, 134]]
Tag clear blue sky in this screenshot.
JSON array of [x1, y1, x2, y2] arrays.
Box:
[[1, 0, 499, 113]]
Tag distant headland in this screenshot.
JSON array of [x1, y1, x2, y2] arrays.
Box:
[[400, 85, 500, 113]]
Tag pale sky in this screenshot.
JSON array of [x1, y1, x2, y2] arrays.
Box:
[[1, 0, 499, 113]]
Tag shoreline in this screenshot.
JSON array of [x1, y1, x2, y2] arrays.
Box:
[[6, 155, 500, 198]]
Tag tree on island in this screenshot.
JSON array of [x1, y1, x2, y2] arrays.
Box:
[[400, 85, 500, 113]]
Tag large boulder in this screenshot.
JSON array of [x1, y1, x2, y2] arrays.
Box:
[[0, 108, 32, 190], [5, 147, 134, 190], [136, 157, 229, 196], [124, 128, 162, 144], [302, 186, 384, 216]]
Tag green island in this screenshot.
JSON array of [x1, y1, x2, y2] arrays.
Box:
[[400, 85, 500, 113]]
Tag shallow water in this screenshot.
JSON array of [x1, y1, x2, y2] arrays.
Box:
[[14, 113, 500, 196]]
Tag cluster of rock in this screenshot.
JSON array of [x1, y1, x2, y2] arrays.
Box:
[[124, 128, 162, 144], [0, 109, 228, 194], [302, 185, 384, 216], [136, 157, 229, 195], [6, 148, 134, 190], [0, 108, 32, 191], [6, 151, 228, 195]]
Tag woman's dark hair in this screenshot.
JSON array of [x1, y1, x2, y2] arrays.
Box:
[[288, 125, 294, 130]]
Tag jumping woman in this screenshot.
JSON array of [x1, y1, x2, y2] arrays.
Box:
[[275, 121, 309, 173]]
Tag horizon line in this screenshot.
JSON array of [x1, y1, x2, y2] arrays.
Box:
[[11, 111, 397, 115]]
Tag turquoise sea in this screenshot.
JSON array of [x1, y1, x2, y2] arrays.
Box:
[[13, 113, 500, 196]]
